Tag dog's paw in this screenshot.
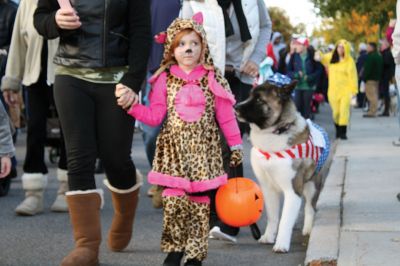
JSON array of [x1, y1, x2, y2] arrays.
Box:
[[258, 233, 275, 244], [302, 226, 312, 236], [272, 242, 290, 253], [302, 218, 313, 236]]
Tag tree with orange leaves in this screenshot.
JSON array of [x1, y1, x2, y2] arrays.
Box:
[[313, 10, 386, 49]]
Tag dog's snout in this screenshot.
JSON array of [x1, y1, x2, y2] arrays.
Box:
[[234, 102, 244, 115]]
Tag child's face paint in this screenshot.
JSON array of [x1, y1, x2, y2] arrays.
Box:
[[174, 31, 202, 72]]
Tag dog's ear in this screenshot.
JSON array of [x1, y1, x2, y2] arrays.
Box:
[[253, 82, 270, 93], [278, 80, 298, 101]]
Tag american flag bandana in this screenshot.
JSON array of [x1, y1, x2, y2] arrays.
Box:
[[257, 138, 321, 164], [256, 120, 330, 173]]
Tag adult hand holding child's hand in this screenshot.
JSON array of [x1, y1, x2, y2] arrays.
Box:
[[115, 84, 139, 110]]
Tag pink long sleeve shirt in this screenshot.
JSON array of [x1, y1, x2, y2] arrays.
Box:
[[127, 64, 242, 148]]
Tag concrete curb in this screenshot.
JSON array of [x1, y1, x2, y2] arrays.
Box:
[[305, 143, 346, 266]]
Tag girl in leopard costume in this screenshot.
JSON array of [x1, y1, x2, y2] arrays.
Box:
[[116, 13, 242, 266]]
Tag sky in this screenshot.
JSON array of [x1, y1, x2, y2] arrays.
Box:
[[264, 0, 322, 35]]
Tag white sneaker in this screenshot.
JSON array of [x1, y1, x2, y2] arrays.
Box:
[[209, 226, 237, 243]]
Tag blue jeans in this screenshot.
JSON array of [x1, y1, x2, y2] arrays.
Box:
[[294, 89, 314, 119]]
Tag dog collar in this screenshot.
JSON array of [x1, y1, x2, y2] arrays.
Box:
[[272, 122, 295, 135]]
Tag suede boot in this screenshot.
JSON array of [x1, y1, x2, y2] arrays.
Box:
[[104, 172, 142, 252], [61, 189, 103, 266], [50, 168, 69, 212], [15, 173, 47, 216]]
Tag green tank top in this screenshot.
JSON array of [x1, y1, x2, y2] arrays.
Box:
[[55, 65, 128, 84]]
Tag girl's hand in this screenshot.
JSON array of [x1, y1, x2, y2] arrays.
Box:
[[230, 149, 243, 167], [0, 157, 11, 178], [115, 84, 139, 110], [55, 9, 81, 30]]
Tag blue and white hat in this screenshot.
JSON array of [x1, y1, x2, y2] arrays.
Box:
[[266, 73, 292, 88]]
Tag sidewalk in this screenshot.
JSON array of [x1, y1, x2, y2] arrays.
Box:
[[305, 109, 400, 266]]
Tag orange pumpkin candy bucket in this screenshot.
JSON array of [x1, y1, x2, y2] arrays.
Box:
[[215, 177, 264, 239]]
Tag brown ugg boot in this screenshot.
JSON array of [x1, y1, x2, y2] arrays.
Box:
[[61, 189, 103, 266], [104, 171, 142, 252]]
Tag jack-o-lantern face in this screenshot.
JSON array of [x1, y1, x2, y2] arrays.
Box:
[[216, 177, 264, 227]]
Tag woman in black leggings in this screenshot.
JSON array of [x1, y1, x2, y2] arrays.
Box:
[[34, 0, 151, 265]]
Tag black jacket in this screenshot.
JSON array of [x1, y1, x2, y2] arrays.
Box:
[[33, 0, 151, 92], [305, 58, 323, 88], [0, 0, 18, 77], [381, 48, 395, 83]]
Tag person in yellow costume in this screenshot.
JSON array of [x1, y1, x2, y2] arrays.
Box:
[[321, 39, 358, 140]]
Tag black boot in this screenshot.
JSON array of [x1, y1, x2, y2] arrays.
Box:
[[163, 252, 184, 266], [340, 126, 348, 140], [379, 98, 390, 116], [184, 259, 202, 266], [335, 123, 340, 139]]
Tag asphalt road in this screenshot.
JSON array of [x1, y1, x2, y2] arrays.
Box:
[[0, 103, 334, 266]]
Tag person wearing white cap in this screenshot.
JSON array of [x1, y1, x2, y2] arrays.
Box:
[[355, 42, 368, 108], [359, 42, 367, 52]]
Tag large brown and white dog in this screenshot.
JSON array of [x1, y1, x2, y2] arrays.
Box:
[[235, 79, 328, 253]]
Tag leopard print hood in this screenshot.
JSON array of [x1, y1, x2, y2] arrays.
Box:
[[153, 13, 214, 78]]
